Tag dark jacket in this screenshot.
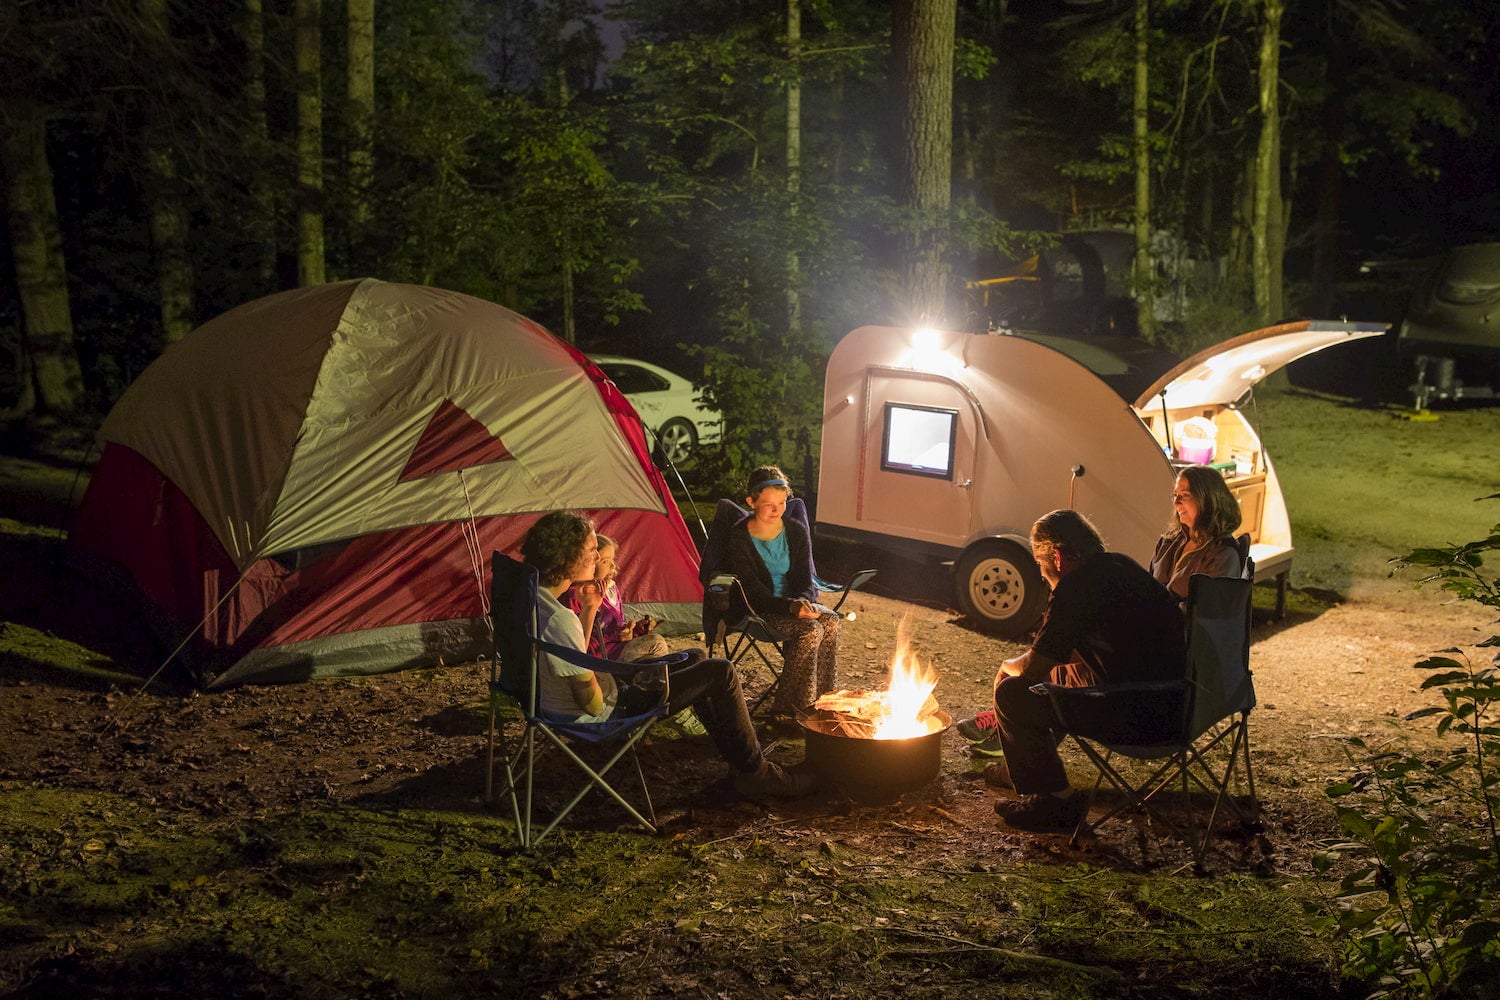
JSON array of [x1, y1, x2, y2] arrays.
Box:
[[721, 512, 817, 619], [1031, 551, 1186, 685]]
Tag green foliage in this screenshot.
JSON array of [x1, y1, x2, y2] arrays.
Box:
[[1310, 496, 1500, 999]]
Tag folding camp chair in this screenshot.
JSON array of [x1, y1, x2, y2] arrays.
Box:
[[1034, 567, 1259, 870], [485, 552, 689, 849], [697, 497, 874, 710]]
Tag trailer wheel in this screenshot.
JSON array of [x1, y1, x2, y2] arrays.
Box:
[[954, 541, 1047, 638]]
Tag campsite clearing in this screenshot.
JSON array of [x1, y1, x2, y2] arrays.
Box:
[[2, 388, 1499, 998]]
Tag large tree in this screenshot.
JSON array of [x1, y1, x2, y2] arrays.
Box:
[[1248, 0, 1283, 325], [1132, 0, 1152, 338], [346, 0, 375, 234], [892, 0, 957, 325], [242, 0, 277, 292], [141, 0, 196, 344], [295, 0, 325, 286], [0, 99, 81, 415]]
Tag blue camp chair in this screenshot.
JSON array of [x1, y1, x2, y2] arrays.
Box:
[[1034, 561, 1259, 870], [698, 497, 875, 711], [485, 551, 689, 849]]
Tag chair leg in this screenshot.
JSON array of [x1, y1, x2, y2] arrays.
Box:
[[729, 634, 784, 713], [484, 699, 498, 805], [629, 747, 657, 829], [1193, 719, 1260, 866], [520, 726, 537, 851], [528, 725, 659, 848]]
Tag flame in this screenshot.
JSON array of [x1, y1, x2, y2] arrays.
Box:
[[811, 614, 939, 739], [872, 642, 938, 739]]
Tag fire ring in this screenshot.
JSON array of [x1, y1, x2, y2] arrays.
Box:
[[798, 709, 952, 803]]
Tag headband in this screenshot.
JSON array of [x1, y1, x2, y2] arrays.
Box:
[[752, 478, 788, 489]]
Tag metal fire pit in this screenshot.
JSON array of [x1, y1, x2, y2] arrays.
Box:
[[798, 709, 952, 803]]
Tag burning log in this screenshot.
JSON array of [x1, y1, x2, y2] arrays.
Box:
[[809, 688, 943, 739]]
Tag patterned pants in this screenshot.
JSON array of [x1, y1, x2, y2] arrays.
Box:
[[761, 611, 841, 714]]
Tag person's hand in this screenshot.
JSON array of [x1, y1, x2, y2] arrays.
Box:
[[574, 580, 604, 615], [794, 599, 819, 619]]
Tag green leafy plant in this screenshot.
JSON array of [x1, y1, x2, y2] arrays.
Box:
[[1310, 495, 1500, 999]]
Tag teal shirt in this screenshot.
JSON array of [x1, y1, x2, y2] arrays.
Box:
[[752, 530, 792, 597]]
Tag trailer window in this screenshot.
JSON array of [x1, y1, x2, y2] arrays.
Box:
[[882, 403, 957, 479]]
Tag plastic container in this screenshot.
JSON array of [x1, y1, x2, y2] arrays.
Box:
[[1174, 417, 1217, 465]]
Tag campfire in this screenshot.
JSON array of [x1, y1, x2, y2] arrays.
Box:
[[807, 635, 943, 739], [798, 618, 951, 801]]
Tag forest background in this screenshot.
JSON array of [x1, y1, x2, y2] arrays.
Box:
[[1, 0, 1496, 485]]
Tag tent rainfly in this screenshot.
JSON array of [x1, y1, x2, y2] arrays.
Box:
[[70, 279, 703, 689]]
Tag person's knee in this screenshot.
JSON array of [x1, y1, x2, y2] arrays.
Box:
[[705, 657, 738, 691], [994, 673, 1031, 715]]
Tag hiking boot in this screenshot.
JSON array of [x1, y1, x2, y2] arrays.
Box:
[[994, 791, 1088, 833], [734, 760, 819, 802], [968, 735, 1005, 759], [956, 709, 998, 743], [981, 759, 1013, 790]]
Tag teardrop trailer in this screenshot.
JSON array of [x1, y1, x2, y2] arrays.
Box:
[[813, 319, 1387, 637]]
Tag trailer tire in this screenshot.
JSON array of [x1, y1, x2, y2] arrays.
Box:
[[954, 541, 1047, 638]]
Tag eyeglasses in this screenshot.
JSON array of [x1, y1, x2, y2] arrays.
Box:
[[1170, 492, 1194, 503]]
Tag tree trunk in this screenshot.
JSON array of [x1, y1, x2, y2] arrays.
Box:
[[346, 0, 375, 233], [785, 0, 802, 338], [551, 8, 574, 342], [561, 253, 575, 345], [295, 0, 325, 287], [1132, 0, 1152, 339], [244, 0, 277, 290], [1250, 0, 1283, 325], [142, 0, 194, 344], [1307, 92, 1344, 317], [0, 100, 81, 414], [892, 0, 957, 326]]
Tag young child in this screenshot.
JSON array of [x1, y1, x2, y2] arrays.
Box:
[[566, 533, 669, 663], [565, 533, 707, 738]]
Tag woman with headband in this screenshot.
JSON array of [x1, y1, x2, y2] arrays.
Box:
[[720, 464, 843, 722]]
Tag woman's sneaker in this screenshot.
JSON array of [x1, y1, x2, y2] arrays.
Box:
[[956, 709, 998, 743]]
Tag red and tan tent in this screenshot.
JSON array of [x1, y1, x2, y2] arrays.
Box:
[[70, 279, 703, 688]]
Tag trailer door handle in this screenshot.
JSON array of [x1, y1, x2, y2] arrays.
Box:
[[957, 478, 973, 489]]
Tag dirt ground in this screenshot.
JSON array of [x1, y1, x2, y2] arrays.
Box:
[[2, 386, 1499, 995]]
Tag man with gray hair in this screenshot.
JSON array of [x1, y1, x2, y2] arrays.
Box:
[[986, 509, 1186, 832]]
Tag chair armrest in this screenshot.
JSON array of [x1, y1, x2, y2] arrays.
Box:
[[535, 641, 689, 678], [1029, 679, 1184, 698], [815, 568, 877, 613]]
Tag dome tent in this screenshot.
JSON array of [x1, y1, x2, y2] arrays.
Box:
[[69, 279, 703, 689]]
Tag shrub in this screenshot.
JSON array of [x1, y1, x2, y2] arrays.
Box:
[[1310, 495, 1500, 999]]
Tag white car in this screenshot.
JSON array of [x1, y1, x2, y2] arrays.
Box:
[[590, 354, 724, 464]]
